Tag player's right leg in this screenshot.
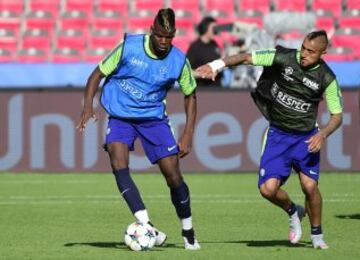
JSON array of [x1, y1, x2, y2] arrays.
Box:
[[258, 126, 304, 244], [158, 156, 200, 250], [105, 118, 162, 239]]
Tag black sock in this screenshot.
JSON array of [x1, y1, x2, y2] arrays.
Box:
[[286, 202, 297, 216], [170, 181, 191, 219], [113, 168, 145, 214], [182, 228, 195, 244], [311, 226, 322, 235]]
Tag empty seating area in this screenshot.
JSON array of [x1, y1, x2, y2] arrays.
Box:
[[0, 0, 359, 62]]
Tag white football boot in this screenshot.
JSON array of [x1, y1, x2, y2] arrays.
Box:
[[154, 229, 167, 246], [288, 205, 306, 244], [311, 234, 329, 249], [182, 229, 200, 250]]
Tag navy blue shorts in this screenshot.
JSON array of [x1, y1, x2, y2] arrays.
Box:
[[104, 117, 179, 164], [258, 125, 320, 188]]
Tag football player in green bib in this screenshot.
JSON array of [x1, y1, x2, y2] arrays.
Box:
[[196, 30, 343, 249]]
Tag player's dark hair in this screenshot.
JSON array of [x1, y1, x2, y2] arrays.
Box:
[[197, 16, 216, 36], [154, 8, 176, 33], [307, 30, 328, 45]]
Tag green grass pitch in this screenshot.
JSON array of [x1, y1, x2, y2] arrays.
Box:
[[0, 173, 359, 260]]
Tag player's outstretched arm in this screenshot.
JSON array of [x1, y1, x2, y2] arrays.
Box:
[[76, 66, 105, 132], [194, 53, 253, 81], [178, 91, 197, 158]]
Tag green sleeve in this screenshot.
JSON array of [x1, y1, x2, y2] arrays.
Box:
[[98, 43, 124, 76], [324, 79, 343, 114], [178, 58, 197, 95], [251, 49, 276, 66]]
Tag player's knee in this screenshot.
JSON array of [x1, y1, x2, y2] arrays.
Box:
[[259, 185, 277, 200], [301, 182, 318, 197], [165, 174, 183, 188], [110, 159, 128, 171]]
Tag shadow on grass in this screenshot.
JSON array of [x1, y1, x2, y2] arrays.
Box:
[[64, 242, 181, 251], [336, 213, 360, 220], [201, 240, 311, 248]]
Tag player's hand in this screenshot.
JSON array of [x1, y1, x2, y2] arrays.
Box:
[[305, 131, 327, 153], [194, 64, 218, 81], [76, 108, 97, 132], [178, 132, 193, 158]]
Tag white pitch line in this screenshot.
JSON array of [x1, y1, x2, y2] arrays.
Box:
[[0, 197, 359, 205]]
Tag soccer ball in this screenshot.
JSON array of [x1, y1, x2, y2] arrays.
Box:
[[124, 222, 156, 251]]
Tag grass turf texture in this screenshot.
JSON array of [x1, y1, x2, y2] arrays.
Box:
[[0, 173, 359, 260]]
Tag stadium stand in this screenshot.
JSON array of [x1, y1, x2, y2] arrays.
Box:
[[202, 0, 236, 23], [17, 47, 49, 62], [346, 0, 360, 11], [273, 0, 308, 12], [311, 0, 343, 18], [0, 46, 13, 61], [97, 0, 128, 14], [130, 0, 165, 16], [28, 0, 61, 18], [21, 28, 50, 49], [237, 0, 272, 14], [0, 0, 359, 62], [0, 0, 24, 15], [52, 47, 82, 62], [338, 9, 360, 29]]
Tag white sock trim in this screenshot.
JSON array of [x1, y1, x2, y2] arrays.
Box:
[[181, 217, 193, 230], [134, 209, 150, 224]]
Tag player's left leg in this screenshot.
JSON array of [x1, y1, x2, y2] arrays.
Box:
[[136, 118, 199, 250], [158, 156, 200, 250], [299, 172, 329, 249]]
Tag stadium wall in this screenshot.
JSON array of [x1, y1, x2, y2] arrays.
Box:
[[0, 89, 359, 173]]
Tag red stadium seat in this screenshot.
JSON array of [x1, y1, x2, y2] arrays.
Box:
[[84, 47, 110, 62], [52, 47, 82, 62], [126, 16, 153, 33], [28, 0, 61, 18], [236, 10, 263, 28], [203, 0, 236, 20], [0, 10, 21, 36], [64, 0, 93, 14], [0, 28, 17, 50], [274, 0, 308, 12], [315, 16, 336, 32], [56, 29, 86, 51], [338, 10, 360, 29], [92, 10, 123, 33], [323, 47, 354, 61], [331, 28, 360, 50], [346, 0, 360, 11], [131, 0, 165, 16], [59, 10, 89, 35], [24, 10, 56, 36], [169, 0, 201, 22], [21, 28, 51, 49], [172, 35, 192, 53], [311, 0, 343, 18], [17, 47, 49, 63], [97, 0, 128, 14], [0, 0, 23, 15], [88, 29, 121, 49], [0, 47, 14, 62], [238, 0, 271, 14]]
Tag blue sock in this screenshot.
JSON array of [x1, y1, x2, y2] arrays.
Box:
[[311, 225, 322, 235], [113, 168, 145, 214], [170, 181, 191, 219]]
